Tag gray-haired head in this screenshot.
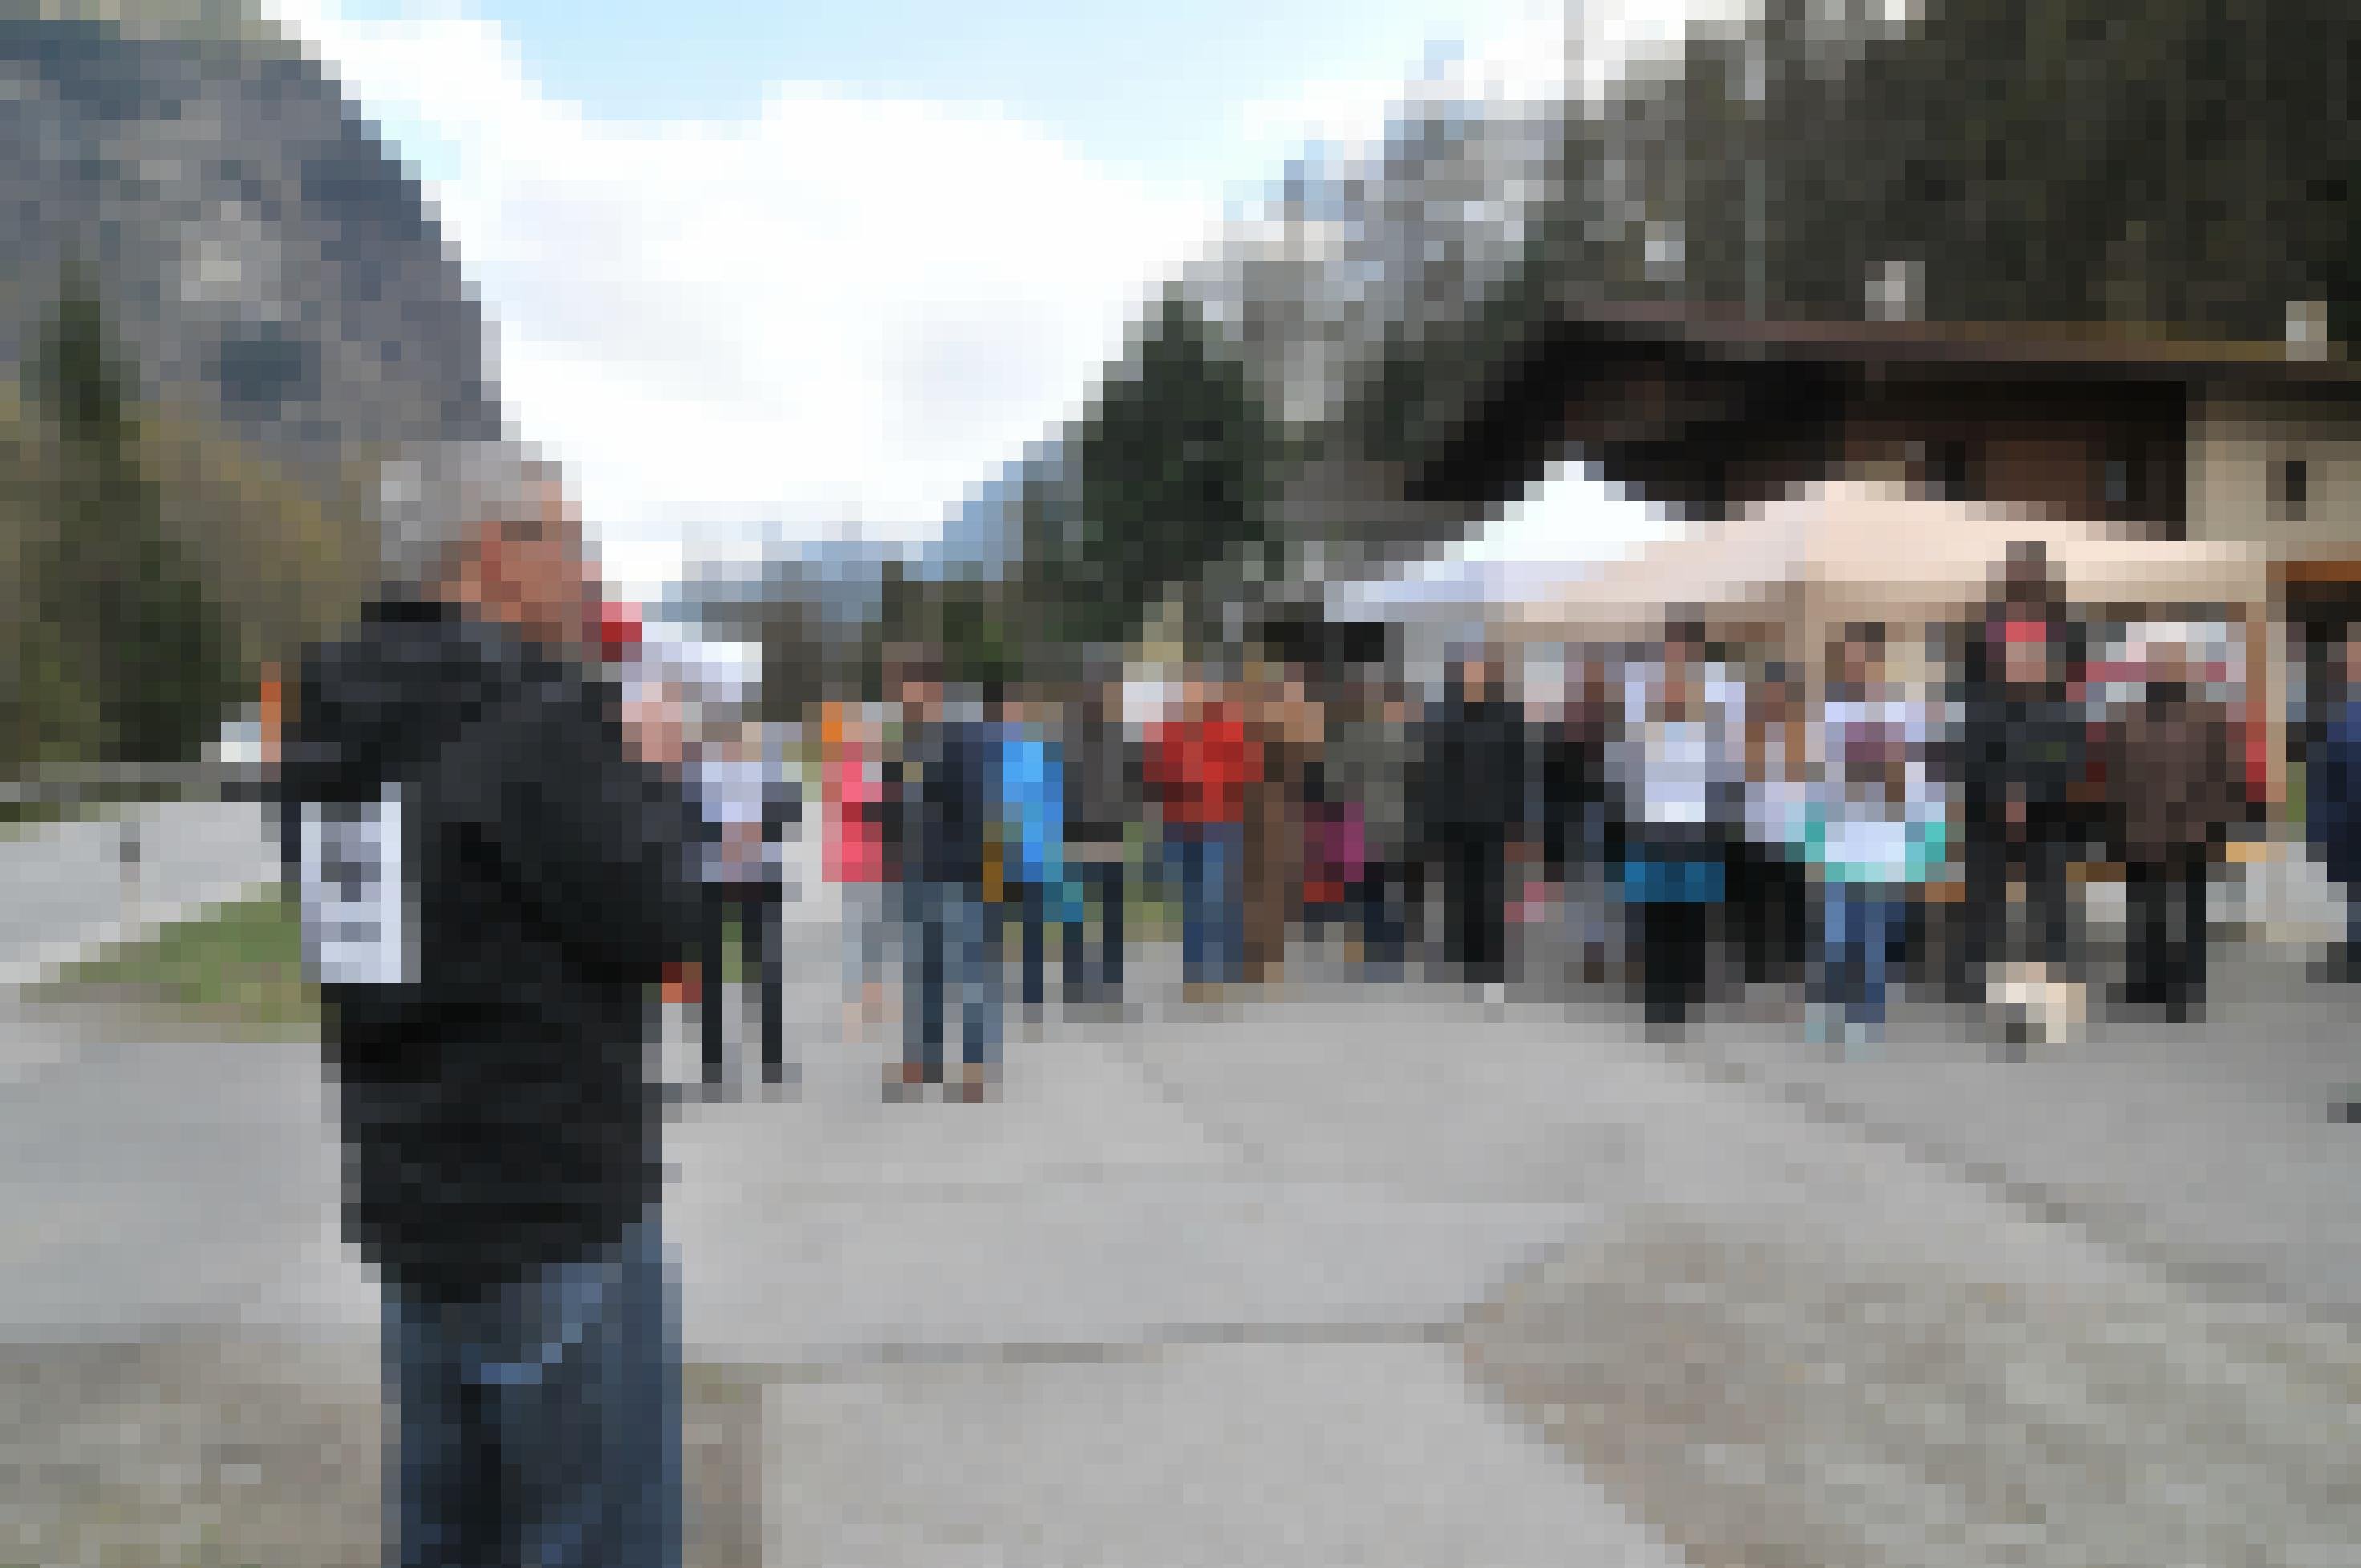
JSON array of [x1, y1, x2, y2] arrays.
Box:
[[376, 440, 562, 592]]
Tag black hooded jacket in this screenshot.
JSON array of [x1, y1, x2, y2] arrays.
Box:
[[278, 594, 704, 1303], [1419, 680, 1531, 845]]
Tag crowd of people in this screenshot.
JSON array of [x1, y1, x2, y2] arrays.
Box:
[[274, 440, 2336, 1566], [769, 542, 2311, 1076]]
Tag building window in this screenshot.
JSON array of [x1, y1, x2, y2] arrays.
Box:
[[2278, 457, 2310, 523], [1930, 440, 1976, 502], [2103, 457, 2130, 511]]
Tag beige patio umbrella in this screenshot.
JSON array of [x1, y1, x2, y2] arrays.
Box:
[[1497, 477, 2269, 706], [1496, 510, 1805, 643], [1771, 478, 2261, 626], [1763, 478, 2279, 802]]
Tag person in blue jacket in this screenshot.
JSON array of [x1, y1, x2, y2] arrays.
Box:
[[996, 685, 1066, 1019], [2309, 629, 2361, 977]]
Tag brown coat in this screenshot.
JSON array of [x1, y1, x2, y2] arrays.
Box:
[[2110, 696, 2242, 864], [1243, 694, 1322, 983]]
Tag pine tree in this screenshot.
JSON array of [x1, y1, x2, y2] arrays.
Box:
[[27, 265, 243, 765], [1047, 291, 1284, 651]]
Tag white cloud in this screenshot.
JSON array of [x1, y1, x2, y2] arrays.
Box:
[[266, 0, 1219, 598], [261, 0, 1763, 603]]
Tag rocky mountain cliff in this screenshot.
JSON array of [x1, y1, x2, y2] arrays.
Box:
[[0, 0, 503, 477]]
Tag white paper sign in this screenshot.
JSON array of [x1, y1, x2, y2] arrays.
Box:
[[298, 788, 414, 987]]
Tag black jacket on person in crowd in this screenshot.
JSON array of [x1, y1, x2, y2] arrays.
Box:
[[1953, 606, 2091, 829], [1541, 715, 1610, 876], [1419, 691, 1531, 845], [1061, 713, 1134, 851], [278, 594, 706, 1305], [1956, 691, 2088, 836], [887, 716, 996, 889]]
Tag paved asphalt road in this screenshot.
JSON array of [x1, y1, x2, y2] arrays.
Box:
[[2, 812, 2357, 1566], [0, 798, 281, 991]]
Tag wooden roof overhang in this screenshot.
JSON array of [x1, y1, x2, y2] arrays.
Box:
[[1409, 298, 2361, 525]]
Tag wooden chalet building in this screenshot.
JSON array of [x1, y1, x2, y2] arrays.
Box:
[[1409, 296, 2361, 721]]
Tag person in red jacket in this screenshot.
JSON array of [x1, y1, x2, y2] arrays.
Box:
[[1146, 675, 1256, 991]]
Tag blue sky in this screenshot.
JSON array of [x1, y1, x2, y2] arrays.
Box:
[[281, 0, 1718, 596]]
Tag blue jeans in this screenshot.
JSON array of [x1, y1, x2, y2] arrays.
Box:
[[1821, 885, 1907, 1029], [385, 1213, 679, 1568], [840, 879, 898, 999], [903, 879, 1002, 1074], [1166, 824, 1243, 984], [1008, 879, 1050, 1009]]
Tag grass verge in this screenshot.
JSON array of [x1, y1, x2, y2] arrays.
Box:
[[0, 783, 192, 837], [35, 890, 317, 1035]]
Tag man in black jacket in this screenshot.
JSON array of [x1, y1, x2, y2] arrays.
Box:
[[1954, 544, 2090, 1005], [1421, 650, 1531, 985], [886, 665, 1002, 1100], [280, 443, 704, 1568]]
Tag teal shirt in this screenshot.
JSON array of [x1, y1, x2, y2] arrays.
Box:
[[1795, 798, 1950, 886]]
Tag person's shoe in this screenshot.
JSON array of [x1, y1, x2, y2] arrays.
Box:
[[955, 1063, 997, 1104], [1992, 1018, 2029, 1061], [664, 1079, 728, 1113], [2108, 983, 2160, 1018], [883, 1061, 933, 1101]]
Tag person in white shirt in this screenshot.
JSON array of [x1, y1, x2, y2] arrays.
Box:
[[1816, 622, 1948, 987], [692, 719, 796, 1094], [1816, 622, 1930, 791], [1608, 620, 1748, 1032]]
